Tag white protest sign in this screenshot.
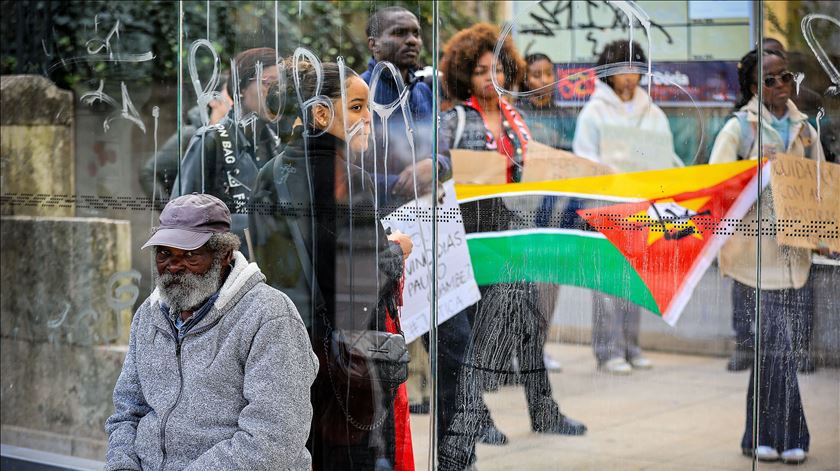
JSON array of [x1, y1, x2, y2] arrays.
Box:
[[382, 180, 481, 342]]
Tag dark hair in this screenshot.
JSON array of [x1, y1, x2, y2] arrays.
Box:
[[596, 40, 647, 85], [227, 47, 277, 98], [762, 37, 785, 52], [366, 6, 412, 38], [733, 48, 787, 110], [214, 72, 229, 94], [271, 59, 357, 137], [440, 23, 525, 101], [521, 53, 553, 91], [206, 232, 241, 256], [525, 53, 551, 66]]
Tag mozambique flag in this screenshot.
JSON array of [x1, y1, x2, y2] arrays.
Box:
[[455, 160, 767, 325]]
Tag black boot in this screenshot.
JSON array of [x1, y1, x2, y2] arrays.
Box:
[[727, 345, 754, 372], [479, 423, 508, 445], [798, 354, 817, 374], [532, 415, 587, 436]]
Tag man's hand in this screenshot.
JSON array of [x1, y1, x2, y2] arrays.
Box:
[[387, 230, 414, 261], [392, 159, 434, 196]]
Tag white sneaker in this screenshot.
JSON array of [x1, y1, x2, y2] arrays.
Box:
[[543, 353, 562, 371], [754, 446, 780, 461], [781, 448, 807, 464], [600, 357, 632, 375], [629, 356, 653, 370]]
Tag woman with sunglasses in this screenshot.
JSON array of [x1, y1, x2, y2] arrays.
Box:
[[710, 48, 825, 465]]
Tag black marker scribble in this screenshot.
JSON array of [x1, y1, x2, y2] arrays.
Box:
[[520, 0, 674, 52]]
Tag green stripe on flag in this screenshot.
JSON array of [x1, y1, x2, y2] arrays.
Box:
[[467, 231, 661, 315]]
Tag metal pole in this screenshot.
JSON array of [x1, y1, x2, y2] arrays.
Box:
[[750, 1, 764, 469], [428, 1, 440, 468]]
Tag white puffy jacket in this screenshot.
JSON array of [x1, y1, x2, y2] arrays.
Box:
[[573, 80, 682, 172]]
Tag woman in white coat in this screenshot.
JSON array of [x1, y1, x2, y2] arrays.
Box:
[[573, 40, 682, 374]]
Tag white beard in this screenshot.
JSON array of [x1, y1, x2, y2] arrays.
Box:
[[154, 258, 223, 313]]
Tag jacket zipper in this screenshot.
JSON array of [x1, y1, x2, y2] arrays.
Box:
[[158, 338, 183, 471], [156, 315, 224, 471]]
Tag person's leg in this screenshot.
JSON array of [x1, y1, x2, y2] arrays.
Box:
[[536, 283, 562, 371], [432, 311, 471, 439], [471, 284, 519, 444], [623, 299, 652, 368], [591, 292, 623, 364], [406, 339, 430, 412], [439, 285, 516, 468], [741, 288, 810, 455], [778, 287, 811, 453], [521, 283, 559, 426], [729, 280, 756, 371], [437, 307, 482, 470], [792, 273, 816, 373], [521, 284, 586, 435]]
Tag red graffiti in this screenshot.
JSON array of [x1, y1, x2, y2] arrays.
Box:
[[88, 141, 117, 176], [556, 67, 596, 99]]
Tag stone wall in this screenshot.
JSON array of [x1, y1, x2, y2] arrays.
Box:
[[1, 75, 75, 217], [1, 75, 131, 460]]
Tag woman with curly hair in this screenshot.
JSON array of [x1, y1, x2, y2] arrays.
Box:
[[436, 23, 586, 471]]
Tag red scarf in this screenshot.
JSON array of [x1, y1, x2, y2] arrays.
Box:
[[464, 96, 531, 182]]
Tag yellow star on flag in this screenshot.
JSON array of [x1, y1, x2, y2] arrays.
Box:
[[627, 197, 712, 245]]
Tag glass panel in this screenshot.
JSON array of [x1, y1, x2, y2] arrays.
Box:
[[432, 1, 800, 469], [3, 1, 837, 470], [1, 0, 177, 463], [752, 1, 839, 467], [3, 1, 439, 469]]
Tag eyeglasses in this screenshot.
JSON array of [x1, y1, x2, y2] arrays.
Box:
[[763, 71, 795, 87], [155, 247, 211, 266]]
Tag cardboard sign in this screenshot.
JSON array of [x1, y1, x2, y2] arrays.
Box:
[[451, 141, 612, 185], [450, 149, 508, 184], [382, 180, 482, 342], [521, 141, 614, 180], [769, 153, 840, 252]]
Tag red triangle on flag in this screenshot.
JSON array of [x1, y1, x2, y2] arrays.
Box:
[[578, 166, 758, 323]]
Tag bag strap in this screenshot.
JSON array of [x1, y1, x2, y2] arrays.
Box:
[[796, 122, 813, 159], [733, 111, 756, 160], [453, 105, 466, 149], [733, 110, 813, 160]]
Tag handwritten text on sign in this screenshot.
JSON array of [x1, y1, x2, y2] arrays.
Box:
[[770, 153, 840, 252], [382, 180, 481, 343]]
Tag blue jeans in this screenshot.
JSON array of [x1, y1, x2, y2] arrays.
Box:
[[739, 282, 812, 452]]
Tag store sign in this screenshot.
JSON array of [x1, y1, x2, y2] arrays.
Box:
[[552, 61, 739, 103]]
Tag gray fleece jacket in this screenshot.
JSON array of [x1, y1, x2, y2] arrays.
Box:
[[104, 251, 319, 471]]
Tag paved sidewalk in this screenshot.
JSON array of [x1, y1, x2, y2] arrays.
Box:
[[409, 343, 840, 470]]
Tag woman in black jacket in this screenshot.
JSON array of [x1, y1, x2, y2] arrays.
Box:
[[249, 58, 414, 471]]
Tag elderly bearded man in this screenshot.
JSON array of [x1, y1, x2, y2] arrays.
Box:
[[105, 193, 318, 471]]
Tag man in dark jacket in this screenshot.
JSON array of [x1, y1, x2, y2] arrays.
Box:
[[361, 6, 451, 207], [105, 193, 318, 471], [362, 8, 473, 465]]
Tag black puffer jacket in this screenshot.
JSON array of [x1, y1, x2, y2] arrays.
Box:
[[249, 127, 405, 469], [174, 113, 277, 253]]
